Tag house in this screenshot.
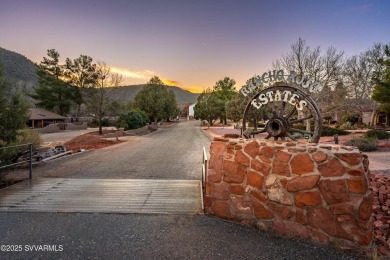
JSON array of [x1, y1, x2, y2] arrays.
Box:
[[179, 103, 196, 120], [362, 109, 390, 128], [27, 108, 66, 129], [188, 103, 196, 118]]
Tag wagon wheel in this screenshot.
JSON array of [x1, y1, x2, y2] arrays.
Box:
[[242, 85, 322, 143]]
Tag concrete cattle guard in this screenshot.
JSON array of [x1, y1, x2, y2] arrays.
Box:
[[240, 70, 322, 143]]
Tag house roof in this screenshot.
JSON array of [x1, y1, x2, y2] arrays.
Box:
[[29, 108, 66, 120]]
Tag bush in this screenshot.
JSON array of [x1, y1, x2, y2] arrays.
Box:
[[364, 130, 390, 140], [0, 129, 41, 168], [343, 138, 377, 152], [116, 109, 150, 130], [321, 126, 349, 136], [291, 133, 303, 140], [339, 122, 357, 130], [91, 118, 110, 127], [17, 129, 41, 148]]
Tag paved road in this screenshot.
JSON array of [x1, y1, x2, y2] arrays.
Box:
[[0, 213, 361, 260], [32, 121, 211, 180], [365, 151, 390, 172], [0, 121, 363, 259]]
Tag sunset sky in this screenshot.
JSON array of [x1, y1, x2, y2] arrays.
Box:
[[0, 0, 389, 93]]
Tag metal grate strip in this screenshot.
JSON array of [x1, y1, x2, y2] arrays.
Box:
[[0, 178, 203, 214]]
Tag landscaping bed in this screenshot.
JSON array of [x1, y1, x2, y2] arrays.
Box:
[[64, 131, 123, 152]]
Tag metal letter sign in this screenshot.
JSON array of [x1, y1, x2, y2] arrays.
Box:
[[241, 70, 323, 143]]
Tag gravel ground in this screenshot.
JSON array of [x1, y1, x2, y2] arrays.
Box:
[[0, 213, 363, 260]]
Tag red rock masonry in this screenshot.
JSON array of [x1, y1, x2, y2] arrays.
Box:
[[205, 138, 373, 251]]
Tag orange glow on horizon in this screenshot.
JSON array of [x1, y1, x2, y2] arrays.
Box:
[[182, 86, 204, 93], [110, 67, 155, 79], [110, 66, 206, 93]]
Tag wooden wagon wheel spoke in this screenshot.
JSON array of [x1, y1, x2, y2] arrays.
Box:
[[279, 101, 286, 117], [271, 107, 279, 118], [251, 128, 267, 135], [289, 115, 313, 124], [285, 106, 297, 120]]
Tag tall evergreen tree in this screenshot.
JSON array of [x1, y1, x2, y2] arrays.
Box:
[[0, 54, 29, 146], [213, 77, 237, 124], [30, 49, 73, 115], [64, 55, 97, 120], [135, 76, 179, 124], [194, 89, 223, 126]]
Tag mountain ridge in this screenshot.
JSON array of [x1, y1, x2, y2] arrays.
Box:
[[0, 47, 198, 105]]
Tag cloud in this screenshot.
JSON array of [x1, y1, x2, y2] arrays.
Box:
[[110, 67, 156, 79], [110, 67, 198, 92], [182, 86, 204, 93], [163, 79, 181, 86]]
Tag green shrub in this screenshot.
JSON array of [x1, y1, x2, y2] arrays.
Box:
[[321, 126, 349, 136], [364, 130, 390, 140], [343, 138, 377, 152], [17, 129, 41, 148], [91, 118, 110, 127], [339, 122, 357, 130], [116, 109, 150, 130], [291, 133, 303, 140], [0, 129, 41, 168]]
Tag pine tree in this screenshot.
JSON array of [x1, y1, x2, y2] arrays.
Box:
[[30, 49, 73, 116], [0, 54, 29, 146], [135, 76, 179, 124]]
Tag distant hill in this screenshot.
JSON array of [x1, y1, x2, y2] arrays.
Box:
[[110, 85, 198, 104], [0, 47, 198, 105], [0, 47, 38, 98], [0, 47, 38, 83]]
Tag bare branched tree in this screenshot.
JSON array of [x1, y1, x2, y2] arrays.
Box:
[[341, 43, 388, 123], [87, 61, 123, 134], [273, 38, 345, 122]]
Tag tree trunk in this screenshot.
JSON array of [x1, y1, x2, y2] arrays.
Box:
[[76, 104, 81, 122], [99, 124, 103, 135]]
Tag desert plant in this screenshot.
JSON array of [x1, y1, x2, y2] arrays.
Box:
[[116, 109, 149, 130], [364, 130, 390, 140], [291, 133, 303, 140], [17, 129, 41, 148], [344, 138, 378, 152], [0, 129, 41, 168], [339, 122, 357, 130], [321, 126, 349, 136], [91, 118, 110, 127]]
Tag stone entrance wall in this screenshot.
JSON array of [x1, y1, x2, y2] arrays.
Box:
[[205, 137, 373, 250]]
